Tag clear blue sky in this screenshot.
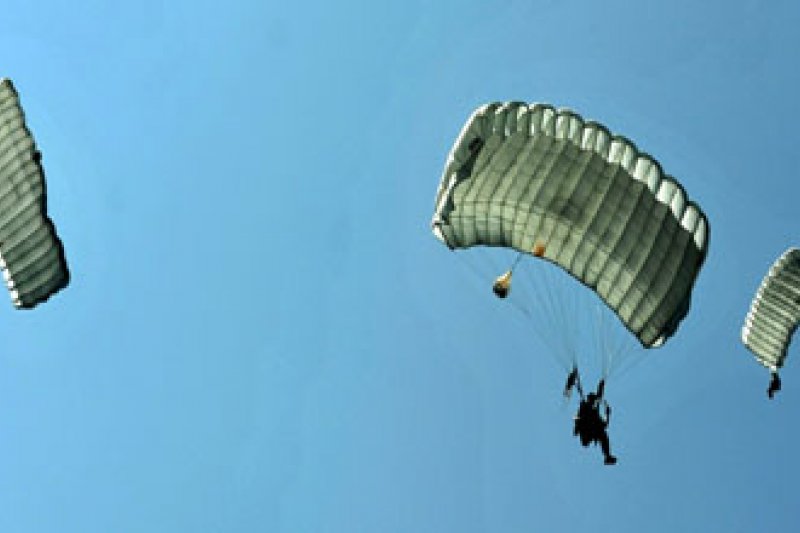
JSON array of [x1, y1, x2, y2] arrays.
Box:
[[0, 1, 798, 531]]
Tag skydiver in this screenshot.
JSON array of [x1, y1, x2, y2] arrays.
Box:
[[573, 379, 617, 465], [767, 371, 781, 399]]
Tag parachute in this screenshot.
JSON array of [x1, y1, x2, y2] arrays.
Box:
[[741, 248, 800, 372], [0, 78, 69, 308], [431, 102, 709, 356]]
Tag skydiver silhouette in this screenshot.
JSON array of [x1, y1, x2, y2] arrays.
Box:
[[767, 371, 781, 399], [572, 378, 617, 465]]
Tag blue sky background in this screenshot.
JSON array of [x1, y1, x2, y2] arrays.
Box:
[[0, 1, 798, 531]]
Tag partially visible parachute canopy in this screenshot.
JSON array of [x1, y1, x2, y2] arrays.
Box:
[[431, 102, 709, 348], [0, 78, 69, 308], [742, 248, 800, 372]]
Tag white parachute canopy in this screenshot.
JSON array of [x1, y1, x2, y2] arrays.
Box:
[[432, 102, 709, 361], [742, 248, 800, 372], [0, 78, 69, 308]]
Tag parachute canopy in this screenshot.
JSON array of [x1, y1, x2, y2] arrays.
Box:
[[431, 102, 709, 348], [0, 78, 69, 308], [741, 248, 800, 372]]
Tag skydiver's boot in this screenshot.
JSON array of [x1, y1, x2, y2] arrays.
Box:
[[604, 455, 617, 465]]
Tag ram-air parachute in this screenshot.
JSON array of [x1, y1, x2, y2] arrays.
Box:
[[742, 248, 800, 373], [431, 102, 708, 374], [0, 78, 69, 308]]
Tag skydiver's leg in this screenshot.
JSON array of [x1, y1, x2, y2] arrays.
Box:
[[598, 432, 610, 456], [599, 431, 616, 465]]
